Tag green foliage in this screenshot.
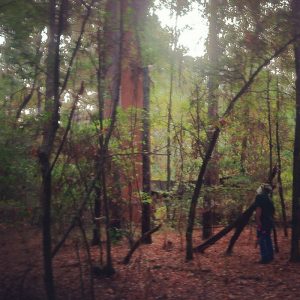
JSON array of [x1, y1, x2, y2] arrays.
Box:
[[0, 1, 47, 81], [140, 14, 172, 66], [109, 227, 124, 244], [154, 205, 167, 221], [0, 112, 39, 204], [0, 0, 47, 41], [0, 0, 296, 236], [141, 192, 152, 204]]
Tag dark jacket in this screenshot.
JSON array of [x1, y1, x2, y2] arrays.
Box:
[[254, 193, 275, 231]]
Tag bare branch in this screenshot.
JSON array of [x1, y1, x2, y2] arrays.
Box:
[[123, 224, 162, 264], [50, 81, 84, 172], [223, 35, 300, 118], [59, 0, 95, 96]]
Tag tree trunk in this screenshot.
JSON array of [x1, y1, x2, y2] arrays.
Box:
[[265, 71, 280, 251], [166, 72, 173, 192], [240, 135, 248, 174], [93, 0, 126, 276], [40, 155, 55, 300], [240, 100, 250, 174], [123, 224, 161, 264], [275, 78, 288, 237], [195, 203, 256, 253], [225, 205, 256, 254], [290, 0, 300, 262], [186, 128, 220, 260], [91, 185, 102, 246], [141, 66, 152, 243], [202, 0, 220, 240], [266, 72, 273, 183], [101, 167, 115, 275], [38, 0, 65, 298], [92, 23, 105, 247], [166, 14, 178, 192]]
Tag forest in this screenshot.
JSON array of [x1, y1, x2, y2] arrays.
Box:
[[0, 0, 300, 299]]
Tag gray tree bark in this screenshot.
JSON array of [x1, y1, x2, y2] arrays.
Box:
[[203, 0, 220, 240], [141, 67, 152, 243]]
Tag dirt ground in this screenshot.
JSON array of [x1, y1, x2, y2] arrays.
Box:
[[0, 223, 300, 300]]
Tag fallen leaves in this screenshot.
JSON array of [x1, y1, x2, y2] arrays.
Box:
[[0, 225, 300, 300]]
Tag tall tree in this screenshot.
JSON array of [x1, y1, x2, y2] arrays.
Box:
[[165, 0, 191, 192], [141, 66, 152, 243], [290, 0, 300, 262], [166, 8, 178, 192], [126, 0, 153, 242], [38, 0, 94, 294], [266, 71, 273, 183], [95, 0, 125, 275], [275, 76, 288, 237], [202, 0, 220, 239], [38, 1, 65, 298]]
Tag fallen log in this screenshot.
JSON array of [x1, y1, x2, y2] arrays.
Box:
[[226, 204, 256, 254], [194, 166, 278, 254], [195, 203, 279, 254], [123, 224, 162, 264], [194, 204, 255, 253]]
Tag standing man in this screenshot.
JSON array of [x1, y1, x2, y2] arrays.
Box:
[[255, 183, 275, 264]]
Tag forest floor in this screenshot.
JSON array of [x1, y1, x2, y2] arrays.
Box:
[[1, 222, 300, 300]]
